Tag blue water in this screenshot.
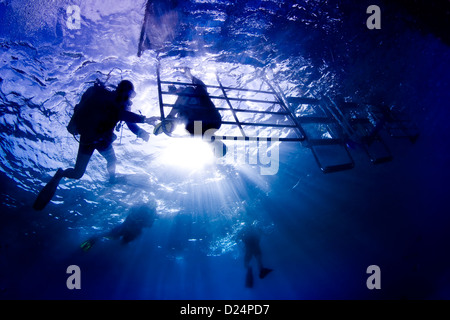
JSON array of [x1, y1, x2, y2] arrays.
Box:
[[0, 0, 449, 299]]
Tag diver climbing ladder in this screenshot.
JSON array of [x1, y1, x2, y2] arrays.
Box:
[[156, 66, 358, 173], [156, 66, 306, 142], [156, 66, 418, 173]]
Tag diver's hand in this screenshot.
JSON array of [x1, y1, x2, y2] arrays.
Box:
[[144, 116, 160, 125], [138, 130, 150, 142]]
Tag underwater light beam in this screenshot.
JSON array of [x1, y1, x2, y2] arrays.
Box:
[[157, 135, 215, 171]]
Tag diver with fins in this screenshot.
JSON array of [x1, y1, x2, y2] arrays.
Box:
[[80, 203, 157, 251], [33, 79, 159, 211], [153, 67, 227, 158], [237, 222, 273, 288]]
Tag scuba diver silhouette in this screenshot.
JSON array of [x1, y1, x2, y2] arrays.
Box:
[[153, 67, 226, 157], [33, 80, 159, 211], [238, 223, 273, 288], [80, 203, 157, 251]]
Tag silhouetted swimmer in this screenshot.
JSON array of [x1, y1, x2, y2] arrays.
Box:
[[33, 80, 159, 211], [80, 204, 157, 251], [153, 67, 226, 157], [237, 223, 273, 288]]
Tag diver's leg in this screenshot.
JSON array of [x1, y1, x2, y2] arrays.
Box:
[[244, 249, 252, 269], [33, 143, 93, 210], [62, 143, 95, 180], [185, 121, 196, 136], [98, 143, 117, 182], [244, 251, 254, 288], [202, 124, 227, 158], [106, 225, 123, 240], [167, 108, 178, 118], [255, 250, 273, 279], [255, 252, 264, 273]]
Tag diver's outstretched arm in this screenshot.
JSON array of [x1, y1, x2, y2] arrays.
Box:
[[144, 116, 160, 125], [126, 122, 150, 142]]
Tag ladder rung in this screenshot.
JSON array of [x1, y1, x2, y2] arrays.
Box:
[[161, 91, 281, 105], [213, 136, 304, 142], [371, 156, 393, 164], [297, 116, 335, 124], [308, 138, 343, 146], [287, 97, 321, 105], [321, 162, 355, 174], [162, 104, 289, 116], [160, 80, 274, 94], [221, 121, 298, 129], [349, 118, 372, 124]]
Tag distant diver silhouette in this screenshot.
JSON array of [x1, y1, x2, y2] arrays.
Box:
[[80, 203, 157, 251], [33, 80, 159, 211], [238, 223, 273, 288]]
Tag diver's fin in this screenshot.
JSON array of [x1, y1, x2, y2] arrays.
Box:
[[153, 122, 164, 135], [245, 267, 254, 288], [153, 120, 175, 136], [80, 240, 93, 252], [33, 169, 64, 211], [259, 268, 273, 279], [80, 237, 99, 252]]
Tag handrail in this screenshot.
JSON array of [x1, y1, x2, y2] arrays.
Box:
[[160, 80, 275, 95], [162, 104, 290, 116], [264, 78, 306, 141], [161, 90, 282, 105], [157, 66, 306, 143], [216, 74, 246, 138]]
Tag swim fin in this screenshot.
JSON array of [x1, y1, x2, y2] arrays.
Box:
[[245, 267, 254, 288], [80, 240, 93, 252], [153, 120, 174, 136], [32, 169, 64, 211], [80, 236, 99, 252], [259, 268, 273, 279]]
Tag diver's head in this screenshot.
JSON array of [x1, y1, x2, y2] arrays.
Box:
[[116, 80, 136, 101], [182, 67, 192, 77]]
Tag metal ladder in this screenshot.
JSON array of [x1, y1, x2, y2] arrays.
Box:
[[284, 96, 355, 173], [156, 65, 418, 173], [156, 66, 306, 142]]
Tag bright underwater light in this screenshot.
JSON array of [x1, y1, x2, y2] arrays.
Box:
[[157, 135, 215, 171]]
